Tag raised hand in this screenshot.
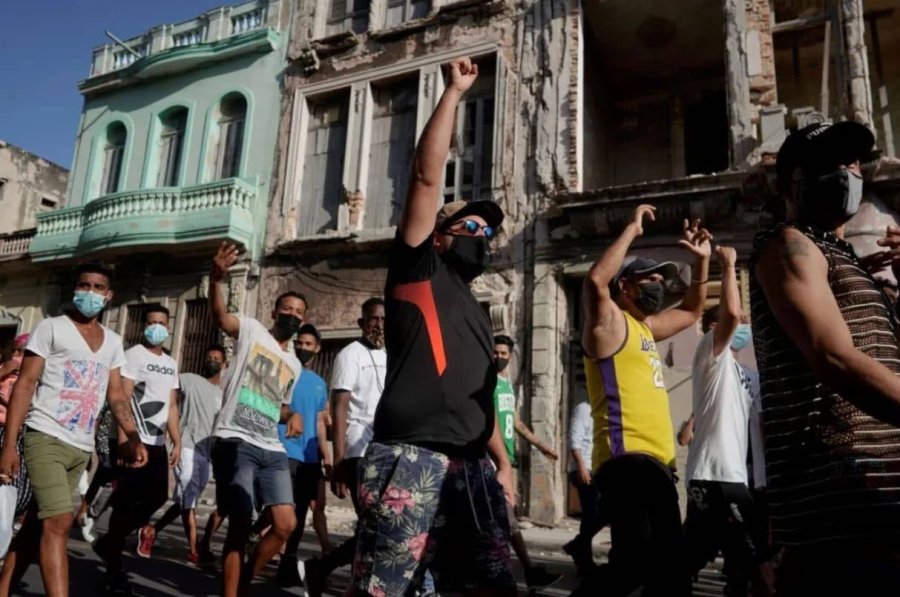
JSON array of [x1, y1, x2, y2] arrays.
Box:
[[630, 204, 657, 236], [872, 225, 900, 281], [211, 242, 239, 282], [716, 245, 737, 268], [678, 219, 713, 258], [448, 57, 479, 94]]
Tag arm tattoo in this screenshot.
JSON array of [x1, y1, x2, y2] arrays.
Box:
[[109, 396, 135, 428], [780, 238, 810, 261]]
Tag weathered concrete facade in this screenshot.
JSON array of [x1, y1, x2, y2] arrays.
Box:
[[0, 141, 68, 356], [261, 0, 900, 524]]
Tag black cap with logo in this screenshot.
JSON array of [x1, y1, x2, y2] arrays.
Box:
[[776, 121, 875, 190]]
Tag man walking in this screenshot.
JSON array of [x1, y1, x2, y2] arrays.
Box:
[[578, 204, 711, 596], [93, 306, 182, 593], [302, 299, 386, 596], [276, 324, 332, 586], [684, 246, 771, 595], [147, 343, 227, 565], [0, 262, 147, 597], [492, 334, 562, 589], [750, 122, 900, 592], [352, 57, 516, 597], [563, 399, 602, 577], [208, 242, 304, 597]]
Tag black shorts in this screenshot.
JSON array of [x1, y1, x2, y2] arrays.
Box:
[[289, 460, 322, 505]]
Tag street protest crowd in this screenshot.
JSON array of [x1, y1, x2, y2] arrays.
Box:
[[0, 57, 897, 597]]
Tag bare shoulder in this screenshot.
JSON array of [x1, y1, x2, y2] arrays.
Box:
[[756, 227, 825, 280]]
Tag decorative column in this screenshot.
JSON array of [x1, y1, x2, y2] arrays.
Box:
[[840, 0, 875, 128], [723, 0, 755, 167]]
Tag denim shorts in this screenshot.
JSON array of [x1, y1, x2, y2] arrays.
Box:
[[211, 437, 293, 517], [353, 442, 515, 595]]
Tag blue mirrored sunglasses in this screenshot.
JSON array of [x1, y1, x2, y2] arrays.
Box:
[[459, 219, 496, 240]]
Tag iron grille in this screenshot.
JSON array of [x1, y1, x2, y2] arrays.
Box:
[[180, 299, 220, 375]]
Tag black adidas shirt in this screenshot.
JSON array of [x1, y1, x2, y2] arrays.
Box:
[[372, 233, 497, 458]]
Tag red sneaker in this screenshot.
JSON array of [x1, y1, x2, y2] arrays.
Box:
[[136, 527, 155, 559], [187, 552, 200, 565]]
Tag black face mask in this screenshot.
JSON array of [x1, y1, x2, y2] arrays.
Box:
[[201, 360, 222, 379], [442, 235, 491, 282], [496, 358, 510, 373], [274, 313, 303, 340], [633, 282, 665, 315], [297, 349, 316, 366]]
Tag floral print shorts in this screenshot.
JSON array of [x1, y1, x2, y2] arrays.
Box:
[[353, 442, 515, 596]]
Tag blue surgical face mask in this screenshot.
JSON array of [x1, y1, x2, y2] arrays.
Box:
[[144, 324, 169, 346], [731, 324, 752, 352], [73, 290, 107, 318]]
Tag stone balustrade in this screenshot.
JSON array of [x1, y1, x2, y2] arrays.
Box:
[[31, 178, 257, 261], [89, 0, 281, 78], [0, 229, 36, 259]]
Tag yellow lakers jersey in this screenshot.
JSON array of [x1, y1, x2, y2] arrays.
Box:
[[584, 312, 675, 470]]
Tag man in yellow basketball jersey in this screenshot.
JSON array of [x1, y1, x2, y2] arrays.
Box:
[[576, 204, 711, 597]]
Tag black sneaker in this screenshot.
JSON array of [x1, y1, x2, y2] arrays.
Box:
[[100, 571, 133, 596], [197, 550, 218, 568], [525, 564, 563, 589], [302, 557, 325, 597], [276, 555, 302, 588]]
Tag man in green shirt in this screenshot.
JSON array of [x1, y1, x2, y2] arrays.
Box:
[[493, 335, 562, 589]]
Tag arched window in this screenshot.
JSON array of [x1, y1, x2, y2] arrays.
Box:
[[157, 107, 188, 187], [216, 94, 247, 179], [101, 122, 127, 195]]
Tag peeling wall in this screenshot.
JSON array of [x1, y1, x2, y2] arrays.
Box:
[[0, 140, 68, 235]]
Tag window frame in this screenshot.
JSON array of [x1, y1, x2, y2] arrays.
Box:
[[157, 109, 188, 187], [102, 125, 127, 196], [326, 0, 369, 36], [216, 96, 248, 180], [383, 0, 430, 28]]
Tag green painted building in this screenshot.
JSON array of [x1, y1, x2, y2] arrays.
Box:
[[30, 0, 289, 372]]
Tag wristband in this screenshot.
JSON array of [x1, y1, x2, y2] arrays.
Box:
[[691, 278, 709, 284]]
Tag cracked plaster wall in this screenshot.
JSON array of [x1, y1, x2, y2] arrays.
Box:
[[0, 141, 68, 235]]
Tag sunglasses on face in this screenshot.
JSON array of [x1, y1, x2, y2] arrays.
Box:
[[448, 219, 496, 240]]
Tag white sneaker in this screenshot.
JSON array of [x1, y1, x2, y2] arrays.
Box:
[[80, 515, 96, 544]]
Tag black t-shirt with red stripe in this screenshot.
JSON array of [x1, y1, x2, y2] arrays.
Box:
[[372, 234, 497, 458]]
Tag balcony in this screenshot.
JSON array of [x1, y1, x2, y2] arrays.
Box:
[[0, 229, 36, 262], [29, 179, 257, 262], [82, 0, 282, 93]]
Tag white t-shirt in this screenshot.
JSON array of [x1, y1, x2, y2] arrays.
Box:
[[331, 340, 386, 459], [686, 331, 754, 484], [214, 317, 302, 452], [567, 401, 594, 473], [24, 315, 126, 453], [122, 345, 179, 447]]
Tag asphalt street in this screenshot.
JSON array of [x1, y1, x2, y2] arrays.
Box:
[[7, 505, 726, 596]]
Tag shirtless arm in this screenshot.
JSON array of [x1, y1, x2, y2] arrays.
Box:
[[582, 205, 656, 360], [756, 227, 900, 426]]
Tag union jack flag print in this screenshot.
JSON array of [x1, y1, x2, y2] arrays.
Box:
[[57, 359, 107, 436]]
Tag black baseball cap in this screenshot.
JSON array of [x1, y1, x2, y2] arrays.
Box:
[[776, 121, 875, 189], [613, 256, 679, 287], [436, 199, 504, 231]]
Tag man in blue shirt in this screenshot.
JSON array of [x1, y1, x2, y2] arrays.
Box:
[[276, 324, 332, 586]]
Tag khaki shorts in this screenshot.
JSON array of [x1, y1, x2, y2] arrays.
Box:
[[24, 428, 91, 520]]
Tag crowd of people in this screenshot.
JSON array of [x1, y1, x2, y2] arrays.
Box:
[[0, 55, 896, 597]]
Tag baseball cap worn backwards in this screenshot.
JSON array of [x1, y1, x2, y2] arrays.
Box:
[[776, 121, 875, 188], [613, 256, 679, 287], [436, 199, 504, 232]]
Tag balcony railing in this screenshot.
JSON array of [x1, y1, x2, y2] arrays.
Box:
[[88, 0, 281, 78], [30, 179, 258, 261], [0, 229, 36, 259]]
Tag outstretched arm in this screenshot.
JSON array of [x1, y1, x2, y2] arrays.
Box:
[[582, 205, 655, 360], [712, 246, 740, 356], [647, 219, 712, 341], [513, 414, 558, 460], [399, 57, 479, 248], [209, 242, 241, 339]]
